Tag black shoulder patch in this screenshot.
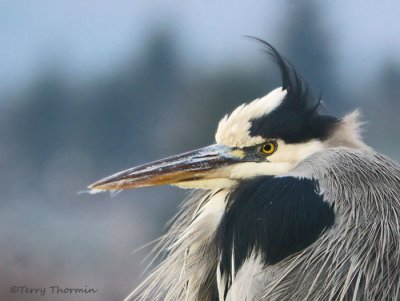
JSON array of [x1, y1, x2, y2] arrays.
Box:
[[217, 176, 335, 290], [247, 39, 338, 143]]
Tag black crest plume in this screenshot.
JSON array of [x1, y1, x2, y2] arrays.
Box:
[[245, 37, 338, 143]]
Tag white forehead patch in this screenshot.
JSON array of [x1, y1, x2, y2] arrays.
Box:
[[215, 87, 287, 147]]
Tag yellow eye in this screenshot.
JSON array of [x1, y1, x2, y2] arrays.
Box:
[[261, 142, 277, 155]]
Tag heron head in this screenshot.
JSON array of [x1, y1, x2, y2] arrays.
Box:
[[88, 41, 364, 192]]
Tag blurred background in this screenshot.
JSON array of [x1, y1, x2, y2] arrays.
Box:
[[1, 1, 399, 300]]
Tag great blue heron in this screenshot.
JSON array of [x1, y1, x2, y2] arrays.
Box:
[[88, 40, 400, 301]]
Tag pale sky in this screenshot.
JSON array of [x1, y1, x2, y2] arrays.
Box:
[[1, 1, 399, 91]]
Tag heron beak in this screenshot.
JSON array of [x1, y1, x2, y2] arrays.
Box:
[[88, 144, 245, 191]]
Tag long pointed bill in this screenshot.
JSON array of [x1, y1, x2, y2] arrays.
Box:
[[88, 144, 246, 191]]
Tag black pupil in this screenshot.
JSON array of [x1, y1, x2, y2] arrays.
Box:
[[264, 144, 272, 152]]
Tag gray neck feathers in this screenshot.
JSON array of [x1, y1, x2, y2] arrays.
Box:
[[272, 148, 400, 301], [125, 190, 225, 301]]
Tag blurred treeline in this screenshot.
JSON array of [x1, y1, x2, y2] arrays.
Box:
[[1, 2, 399, 301]]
